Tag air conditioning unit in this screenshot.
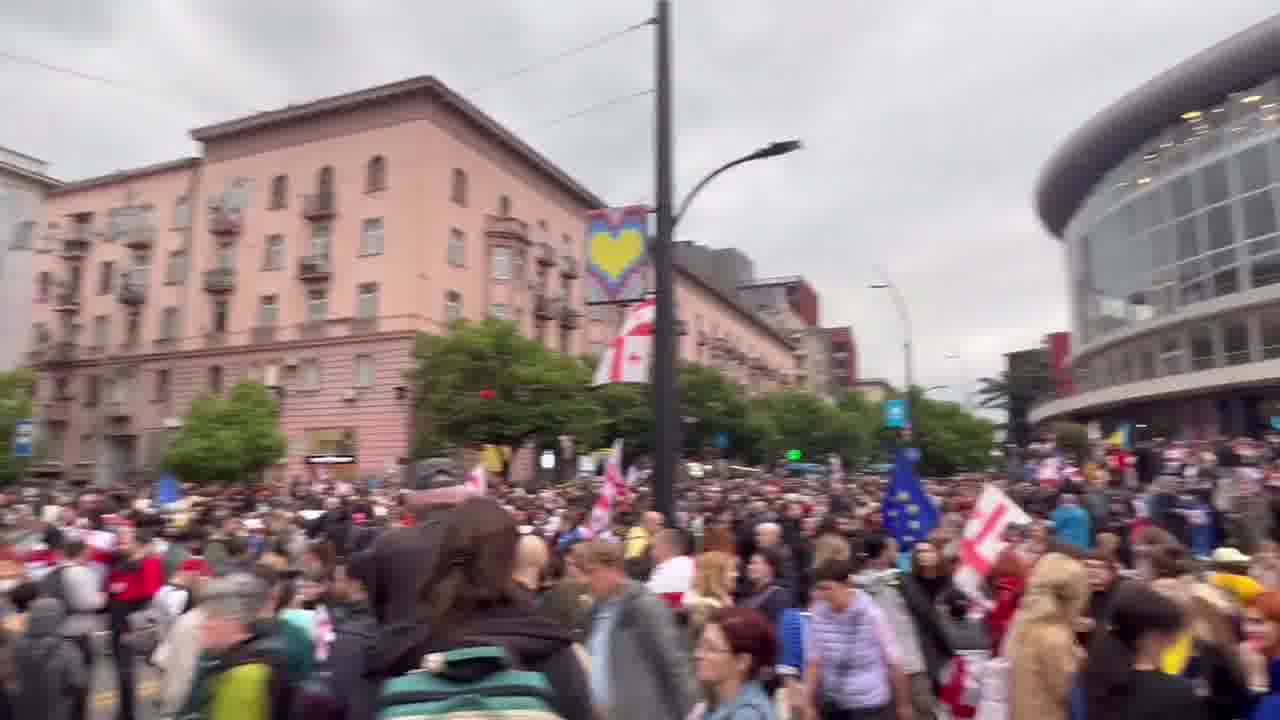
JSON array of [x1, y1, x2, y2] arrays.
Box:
[[283, 357, 298, 369], [342, 388, 357, 402], [263, 364, 281, 387]]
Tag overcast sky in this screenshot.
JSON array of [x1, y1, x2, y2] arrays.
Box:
[[4, 1, 1279, 406]]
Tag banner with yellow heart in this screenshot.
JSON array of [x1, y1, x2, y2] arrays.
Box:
[[585, 205, 652, 304]]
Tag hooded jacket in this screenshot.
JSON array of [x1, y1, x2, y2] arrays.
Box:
[[13, 598, 86, 720], [373, 603, 594, 720]]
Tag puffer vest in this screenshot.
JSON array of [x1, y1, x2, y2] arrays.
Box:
[[811, 590, 892, 710]]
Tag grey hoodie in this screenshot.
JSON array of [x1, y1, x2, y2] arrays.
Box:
[[14, 598, 86, 720]]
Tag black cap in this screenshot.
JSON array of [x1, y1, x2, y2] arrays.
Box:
[[405, 458, 462, 491]]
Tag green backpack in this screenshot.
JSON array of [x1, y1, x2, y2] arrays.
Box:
[[378, 646, 563, 720]]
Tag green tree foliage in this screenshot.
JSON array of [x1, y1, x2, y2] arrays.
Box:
[[908, 391, 998, 476], [1052, 421, 1091, 465], [748, 391, 872, 465], [165, 381, 286, 485], [409, 320, 603, 454], [0, 369, 37, 486]]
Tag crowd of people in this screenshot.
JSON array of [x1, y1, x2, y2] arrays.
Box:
[[1, 435, 1280, 720]]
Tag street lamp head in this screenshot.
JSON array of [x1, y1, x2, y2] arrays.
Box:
[[753, 139, 804, 160], [868, 282, 891, 290]]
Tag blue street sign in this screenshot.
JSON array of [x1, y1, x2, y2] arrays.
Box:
[[12, 420, 33, 458], [714, 432, 730, 449], [884, 399, 907, 429], [1271, 416, 1280, 432]]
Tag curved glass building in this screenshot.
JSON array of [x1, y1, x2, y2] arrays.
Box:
[[1032, 15, 1280, 437]]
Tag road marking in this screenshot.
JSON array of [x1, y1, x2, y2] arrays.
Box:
[[93, 680, 160, 708]]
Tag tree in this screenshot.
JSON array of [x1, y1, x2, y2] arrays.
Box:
[[409, 320, 603, 458], [1052, 421, 1090, 465], [977, 361, 1053, 447], [678, 364, 752, 457], [747, 390, 875, 466], [908, 391, 997, 477], [165, 381, 286, 485], [0, 369, 37, 486]]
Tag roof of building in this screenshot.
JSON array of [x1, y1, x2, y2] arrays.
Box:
[[675, 263, 794, 350], [47, 157, 200, 196], [189, 75, 606, 210], [740, 275, 805, 289], [0, 157, 60, 190], [1036, 13, 1280, 236]]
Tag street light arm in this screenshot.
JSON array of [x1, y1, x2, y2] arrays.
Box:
[[673, 155, 756, 230]]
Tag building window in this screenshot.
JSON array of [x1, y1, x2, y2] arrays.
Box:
[[84, 375, 99, 407], [301, 359, 321, 389], [490, 303, 508, 321], [37, 272, 51, 302], [212, 299, 228, 334], [209, 365, 223, 394], [497, 195, 511, 216], [93, 316, 109, 349], [269, 175, 288, 210], [307, 289, 328, 323], [263, 235, 285, 270], [259, 295, 279, 326], [356, 283, 379, 319], [492, 247, 513, 280], [317, 166, 335, 195], [360, 218, 384, 256], [354, 354, 375, 388], [99, 261, 114, 295], [126, 314, 141, 347], [161, 306, 179, 339], [215, 242, 235, 270], [155, 369, 170, 403], [1190, 325, 1214, 371], [447, 228, 466, 267], [166, 250, 187, 284], [310, 222, 331, 258], [79, 434, 95, 463], [1224, 319, 1250, 365], [174, 194, 191, 228], [1263, 310, 1280, 360], [450, 169, 468, 206], [366, 156, 387, 192], [445, 291, 462, 324]]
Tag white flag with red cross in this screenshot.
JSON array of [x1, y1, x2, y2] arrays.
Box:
[[589, 439, 625, 535], [466, 464, 487, 496], [953, 485, 1030, 603], [592, 300, 656, 386]]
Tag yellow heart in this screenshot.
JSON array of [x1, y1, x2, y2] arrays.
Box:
[[589, 227, 646, 281]]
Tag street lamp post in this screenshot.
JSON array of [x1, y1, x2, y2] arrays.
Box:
[[651, 0, 801, 523], [869, 277, 914, 414]]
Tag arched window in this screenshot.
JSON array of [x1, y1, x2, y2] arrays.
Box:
[[497, 194, 511, 217], [317, 166, 335, 195], [366, 155, 387, 193], [450, 169, 468, 206], [269, 175, 288, 209]]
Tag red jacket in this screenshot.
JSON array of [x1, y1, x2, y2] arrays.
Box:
[[100, 550, 164, 604], [987, 575, 1026, 655]]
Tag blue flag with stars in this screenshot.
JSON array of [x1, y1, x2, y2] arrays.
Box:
[[882, 447, 939, 550]]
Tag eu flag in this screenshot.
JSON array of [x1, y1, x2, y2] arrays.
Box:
[[882, 448, 939, 550]]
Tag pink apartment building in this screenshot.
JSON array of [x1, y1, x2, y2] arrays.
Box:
[[25, 75, 794, 487]]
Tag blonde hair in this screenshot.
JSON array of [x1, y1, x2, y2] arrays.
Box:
[[812, 534, 852, 570], [1003, 552, 1089, 656], [692, 551, 736, 604]]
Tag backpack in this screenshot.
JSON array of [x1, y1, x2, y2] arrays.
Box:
[[186, 632, 293, 720], [377, 646, 562, 720], [38, 565, 69, 609]]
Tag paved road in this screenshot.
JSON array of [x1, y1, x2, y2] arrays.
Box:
[[89, 653, 163, 720]]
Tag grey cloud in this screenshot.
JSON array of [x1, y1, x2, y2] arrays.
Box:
[[3, 0, 1278, 394]]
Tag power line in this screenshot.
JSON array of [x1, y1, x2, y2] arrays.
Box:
[[463, 19, 653, 94], [527, 89, 654, 132]]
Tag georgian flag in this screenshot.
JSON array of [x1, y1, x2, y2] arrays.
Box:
[[592, 300, 656, 386], [953, 485, 1030, 604], [589, 439, 625, 535], [466, 464, 487, 496]]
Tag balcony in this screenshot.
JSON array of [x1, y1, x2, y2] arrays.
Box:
[[299, 321, 328, 340], [42, 400, 71, 423], [209, 207, 242, 236], [297, 255, 332, 282], [102, 401, 133, 428], [559, 306, 582, 331], [350, 317, 380, 335], [60, 236, 91, 260], [484, 215, 529, 245], [46, 342, 76, 366], [52, 292, 81, 314], [560, 255, 579, 279], [303, 191, 336, 220], [534, 294, 556, 321], [205, 332, 227, 348], [537, 242, 557, 267], [117, 279, 146, 307], [124, 225, 155, 250], [251, 326, 278, 344], [203, 268, 235, 293]]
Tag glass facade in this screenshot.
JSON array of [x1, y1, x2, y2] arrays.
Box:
[[1068, 76, 1280, 353]]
